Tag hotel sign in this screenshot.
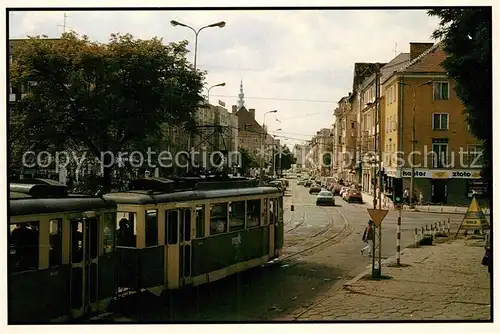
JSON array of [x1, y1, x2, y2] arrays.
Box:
[[401, 169, 482, 179]]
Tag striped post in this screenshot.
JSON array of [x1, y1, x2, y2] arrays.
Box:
[[447, 218, 451, 235], [397, 213, 401, 265], [414, 228, 419, 247]]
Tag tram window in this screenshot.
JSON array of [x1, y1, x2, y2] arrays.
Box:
[[116, 212, 137, 247], [49, 219, 62, 267], [166, 210, 178, 244], [9, 222, 40, 273], [70, 220, 84, 263], [229, 201, 245, 232], [184, 209, 191, 242], [247, 200, 261, 227], [102, 213, 115, 254], [210, 203, 228, 235], [195, 205, 205, 238], [145, 210, 158, 247], [269, 199, 277, 225]]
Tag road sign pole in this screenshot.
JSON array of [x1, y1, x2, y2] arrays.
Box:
[[397, 207, 401, 265], [367, 208, 388, 279]]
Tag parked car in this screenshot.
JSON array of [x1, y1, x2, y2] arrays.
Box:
[[309, 184, 322, 194], [345, 189, 363, 203], [316, 190, 335, 206], [297, 179, 304, 185], [269, 181, 283, 192], [304, 180, 312, 187]]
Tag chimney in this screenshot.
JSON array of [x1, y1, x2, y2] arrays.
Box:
[[232, 105, 237, 113], [410, 42, 434, 61], [249, 108, 255, 119]]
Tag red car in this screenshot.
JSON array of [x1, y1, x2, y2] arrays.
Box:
[[345, 190, 363, 203]]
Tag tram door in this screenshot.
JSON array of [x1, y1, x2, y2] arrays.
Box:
[[268, 199, 276, 259], [179, 208, 192, 286], [69, 216, 100, 318]]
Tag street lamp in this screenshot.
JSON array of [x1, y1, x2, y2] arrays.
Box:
[[260, 110, 278, 185], [401, 80, 433, 209], [170, 20, 226, 70], [206, 82, 226, 105]]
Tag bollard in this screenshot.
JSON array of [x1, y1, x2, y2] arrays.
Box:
[[415, 228, 419, 247], [421, 226, 425, 236], [447, 218, 451, 235]]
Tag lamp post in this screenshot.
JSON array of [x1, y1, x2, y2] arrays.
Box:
[[270, 129, 282, 178], [171, 20, 225, 170], [206, 82, 226, 105], [170, 20, 226, 70], [260, 110, 278, 185], [401, 80, 433, 209]]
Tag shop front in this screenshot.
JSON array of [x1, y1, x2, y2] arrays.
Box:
[[398, 168, 484, 205]]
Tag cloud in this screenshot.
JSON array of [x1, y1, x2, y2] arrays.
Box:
[[8, 9, 440, 146]]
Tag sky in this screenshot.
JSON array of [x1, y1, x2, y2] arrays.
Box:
[[8, 8, 441, 147]]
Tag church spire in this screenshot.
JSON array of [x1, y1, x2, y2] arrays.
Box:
[[237, 79, 245, 109]]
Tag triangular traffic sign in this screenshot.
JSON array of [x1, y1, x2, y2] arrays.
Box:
[[460, 196, 490, 230], [367, 208, 389, 227]]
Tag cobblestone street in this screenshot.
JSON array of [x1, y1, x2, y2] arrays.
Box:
[[280, 238, 491, 321]]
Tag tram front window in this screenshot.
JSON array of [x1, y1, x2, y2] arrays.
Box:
[[247, 200, 261, 227], [210, 203, 228, 235], [9, 222, 40, 273], [116, 212, 137, 247], [196, 205, 205, 238], [103, 213, 115, 254], [70, 220, 84, 263], [269, 199, 278, 225]]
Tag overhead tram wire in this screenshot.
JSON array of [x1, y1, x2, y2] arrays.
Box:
[[210, 94, 337, 104]]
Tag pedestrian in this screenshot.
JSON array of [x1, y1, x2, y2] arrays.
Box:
[[419, 191, 424, 205], [403, 188, 409, 205], [361, 220, 375, 256]]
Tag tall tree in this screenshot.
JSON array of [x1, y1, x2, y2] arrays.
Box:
[[238, 147, 259, 175], [10, 32, 205, 190], [274, 145, 296, 173], [428, 8, 492, 198]]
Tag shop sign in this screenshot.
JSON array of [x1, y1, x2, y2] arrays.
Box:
[[401, 169, 482, 179]]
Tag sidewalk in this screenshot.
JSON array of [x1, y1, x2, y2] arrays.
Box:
[[361, 191, 490, 215], [286, 238, 491, 321]]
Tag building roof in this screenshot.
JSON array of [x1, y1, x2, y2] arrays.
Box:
[[396, 41, 445, 74], [380, 52, 410, 83]]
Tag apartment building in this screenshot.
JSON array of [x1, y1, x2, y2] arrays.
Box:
[[333, 94, 358, 182], [380, 42, 484, 204], [308, 128, 332, 176]]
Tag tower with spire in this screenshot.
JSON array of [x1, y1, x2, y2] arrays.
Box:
[[237, 80, 245, 110]]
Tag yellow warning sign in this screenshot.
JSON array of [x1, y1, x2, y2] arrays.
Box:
[[460, 197, 489, 230], [367, 209, 389, 227]]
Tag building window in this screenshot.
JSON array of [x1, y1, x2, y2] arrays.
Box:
[[432, 140, 449, 168], [433, 82, 449, 100], [432, 113, 449, 130], [117, 212, 137, 247], [351, 122, 354, 129]]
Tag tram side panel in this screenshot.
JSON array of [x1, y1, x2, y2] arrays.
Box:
[[191, 226, 269, 279], [9, 265, 71, 323]]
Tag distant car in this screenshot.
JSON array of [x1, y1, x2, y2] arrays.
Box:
[[316, 190, 335, 206], [345, 189, 363, 203], [304, 180, 312, 187], [297, 180, 304, 185], [309, 184, 322, 194]]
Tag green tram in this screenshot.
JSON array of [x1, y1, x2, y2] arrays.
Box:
[[8, 179, 117, 323], [104, 177, 284, 295], [8, 177, 284, 323]]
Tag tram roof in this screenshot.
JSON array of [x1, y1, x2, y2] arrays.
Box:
[[103, 186, 280, 205], [9, 194, 117, 216]]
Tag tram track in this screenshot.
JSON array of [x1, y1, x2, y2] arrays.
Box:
[[279, 206, 353, 262]]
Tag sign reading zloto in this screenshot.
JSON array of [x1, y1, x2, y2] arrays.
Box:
[[401, 169, 482, 179], [367, 209, 389, 228]]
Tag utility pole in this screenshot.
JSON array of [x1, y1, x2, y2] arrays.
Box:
[[58, 13, 71, 34]]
